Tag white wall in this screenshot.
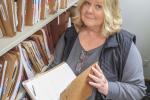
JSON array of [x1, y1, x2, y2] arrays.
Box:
[[120, 0, 150, 78]]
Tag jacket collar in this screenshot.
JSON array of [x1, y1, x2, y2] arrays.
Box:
[[104, 33, 119, 48]]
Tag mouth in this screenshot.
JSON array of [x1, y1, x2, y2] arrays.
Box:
[[85, 16, 95, 20], [84, 14, 95, 20]]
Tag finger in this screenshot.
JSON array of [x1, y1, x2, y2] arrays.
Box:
[[95, 63, 103, 73], [89, 73, 101, 83], [89, 81, 102, 89], [91, 66, 102, 78], [103, 78, 107, 83]]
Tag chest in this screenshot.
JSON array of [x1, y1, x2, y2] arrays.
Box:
[[79, 33, 105, 52]]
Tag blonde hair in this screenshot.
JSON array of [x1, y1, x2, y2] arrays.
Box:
[[71, 0, 122, 37]]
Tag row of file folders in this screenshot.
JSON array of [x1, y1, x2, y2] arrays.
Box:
[[0, 0, 69, 38], [0, 9, 69, 99]]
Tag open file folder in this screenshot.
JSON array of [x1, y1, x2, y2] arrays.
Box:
[[22, 62, 93, 100], [22, 62, 76, 100]]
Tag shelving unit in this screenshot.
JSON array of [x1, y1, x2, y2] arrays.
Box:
[[0, 0, 78, 56]]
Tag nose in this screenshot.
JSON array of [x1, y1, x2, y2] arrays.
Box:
[[87, 5, 93, 13]]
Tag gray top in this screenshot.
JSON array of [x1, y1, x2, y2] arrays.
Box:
[[66, 37, 103, 76], [52, 34, 146, 100], [66, 36, 103, 100]]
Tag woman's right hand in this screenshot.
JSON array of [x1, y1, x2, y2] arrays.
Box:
[[88, 63, 109, 96]]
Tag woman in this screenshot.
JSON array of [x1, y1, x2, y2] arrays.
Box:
[[53, 0, 146, 99]]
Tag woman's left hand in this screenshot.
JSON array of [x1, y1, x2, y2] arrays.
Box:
[[88, 63, 109, 96]]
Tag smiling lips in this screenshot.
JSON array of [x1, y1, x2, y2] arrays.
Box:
[[85, 15, 95, 20]]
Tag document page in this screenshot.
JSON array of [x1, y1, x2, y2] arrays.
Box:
[[23, 62, 76, 100]]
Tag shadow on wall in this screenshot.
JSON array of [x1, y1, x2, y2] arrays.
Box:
[[142, 61, 150, 100], [142, 79, 150, 100], [144, 60, 150, 79]]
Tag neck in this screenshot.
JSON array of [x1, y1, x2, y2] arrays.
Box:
[[82, 26, 105, 39]]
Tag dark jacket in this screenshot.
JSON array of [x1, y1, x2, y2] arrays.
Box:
[[62, 25, 136, 99]]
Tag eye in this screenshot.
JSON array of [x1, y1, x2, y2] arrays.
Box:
[[83, 1, 90, 6], [95, 4, 102, 10]]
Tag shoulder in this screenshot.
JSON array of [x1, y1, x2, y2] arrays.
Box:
[[116, 29, 136, 44], [64, 25, 78, 38], [114, 29, 136, 54], [106, 29, 137, 66], [129, 42, 142, 60], [105, 29, 136, 48]]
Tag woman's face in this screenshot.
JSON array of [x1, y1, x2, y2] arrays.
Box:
[[81, 0, 104, 29]]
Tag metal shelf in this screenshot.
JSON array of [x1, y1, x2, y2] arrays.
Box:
[[0, 0, 78, 56]]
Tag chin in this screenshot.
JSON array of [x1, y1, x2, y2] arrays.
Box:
[[83, 21, 94, 27], [85, 24, 95, 28], [84, 23, 97, 28]]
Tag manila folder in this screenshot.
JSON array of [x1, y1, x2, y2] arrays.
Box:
[[60, 64, 93, 100]]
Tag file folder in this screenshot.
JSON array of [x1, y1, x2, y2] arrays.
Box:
[[0, 58, 7, 98], [17, 0, 26, 32], [25, 0, 35, 25], [29, 35, 49, 65], [50, 12, 69, 47], [23, 62, 93, 100], [8, 51, 23, 100], [0, 0, 15, 37], [22, 41, 44, 73], [6, 0, 17, 33], [40, 0, 46, 19], [60, 64, 93, 100], [18, 44, 35, 79], [1, 52, 19, 100], [35, 29, 53, 64], [23, 62, 76, 100], [43, 25, 54, 54], [0, 18, 5, 38], [60, 0, 68, 9], [48, 0, 57, 13]]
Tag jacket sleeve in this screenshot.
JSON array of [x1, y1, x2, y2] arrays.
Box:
[[106, 42, 146, 100]]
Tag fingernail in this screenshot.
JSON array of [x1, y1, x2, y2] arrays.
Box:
[[96, 63, 99, 67], [89, 74, 91, 76], [89, 81, 92, 84]]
